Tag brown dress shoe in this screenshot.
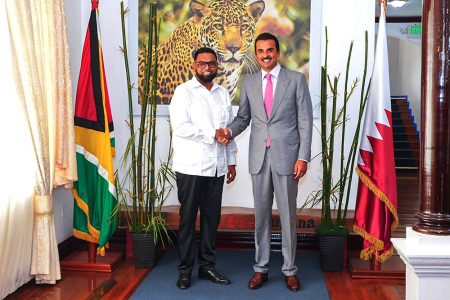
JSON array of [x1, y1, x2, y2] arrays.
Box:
[[248, 272, 268, 289], [285, 275, 300, 292]]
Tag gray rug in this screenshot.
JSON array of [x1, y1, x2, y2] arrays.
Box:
[[132, 249, 330, 300]]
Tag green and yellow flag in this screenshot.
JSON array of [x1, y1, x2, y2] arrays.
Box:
[[72, 0, 117, 256]]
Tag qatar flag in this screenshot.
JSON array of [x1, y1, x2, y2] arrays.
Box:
[[353, 6, 399, 263]]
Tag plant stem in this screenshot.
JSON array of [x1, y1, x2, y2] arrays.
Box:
[[328, 76, 338, 225], [149, 6, 158, 221], [120, 2, 138, 230], [343, 31, 370, 222], [337, 41, 353, 225], [138, 2, 155, 229], [320, 66, 330, 225]]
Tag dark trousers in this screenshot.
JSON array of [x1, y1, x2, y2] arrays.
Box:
[[176, 172, 224, 274]]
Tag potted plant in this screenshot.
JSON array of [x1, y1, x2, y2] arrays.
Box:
[[113, 1, 175, 269], [301, 28, 371, 272]]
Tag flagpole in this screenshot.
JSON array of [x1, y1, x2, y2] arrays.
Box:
[[379, 0, 387, 16], [349, 0, 404, 279], [88, 242, 97, 263], [61, 0, 122, 273], [88, 0, 100, 265], [368, 0, 386, 274], [370, 2, 385, 272]]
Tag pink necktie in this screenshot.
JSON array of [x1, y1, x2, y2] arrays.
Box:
[[264, 73, 273, 147]]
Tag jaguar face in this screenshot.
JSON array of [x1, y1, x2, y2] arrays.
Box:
[[191, 0, 265, 70]]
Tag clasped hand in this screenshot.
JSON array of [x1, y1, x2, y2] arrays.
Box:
[[215, 128, 231, 145]]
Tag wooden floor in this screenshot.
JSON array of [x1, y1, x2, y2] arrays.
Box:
[[7, 173, 418, 300], [324, 262, 405, 300]]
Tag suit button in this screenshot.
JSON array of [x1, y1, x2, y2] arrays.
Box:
[[267, 124, 270, 127]]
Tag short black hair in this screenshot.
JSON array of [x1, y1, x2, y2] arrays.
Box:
[[193, 47, 218, 60], [255, 32, 280, 52]]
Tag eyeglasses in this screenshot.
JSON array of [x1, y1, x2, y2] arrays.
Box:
[[195, 61, 219, 69]]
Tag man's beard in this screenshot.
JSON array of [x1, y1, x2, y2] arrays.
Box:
[[196, 71, 217, 83]]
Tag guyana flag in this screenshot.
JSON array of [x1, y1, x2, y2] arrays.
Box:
[[72, 0, 117, 256]]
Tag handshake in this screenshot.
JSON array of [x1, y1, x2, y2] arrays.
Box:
[[215, 128, 231, 145]]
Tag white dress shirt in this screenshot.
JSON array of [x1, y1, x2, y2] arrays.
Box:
[[261, 63, 281, 98], [169, 76, 237, 177]]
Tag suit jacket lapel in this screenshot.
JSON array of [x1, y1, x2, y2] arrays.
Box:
[[249, 72, 266, 120], [269, 68, 288, 121]]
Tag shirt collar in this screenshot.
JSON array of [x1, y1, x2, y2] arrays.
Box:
[[261, 64, 281, 80], [190, 76, 220, 92]]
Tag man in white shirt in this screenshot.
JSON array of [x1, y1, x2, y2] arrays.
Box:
[[169, 47, 237, 290]]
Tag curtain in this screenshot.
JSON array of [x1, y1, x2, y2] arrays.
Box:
[[0, 2, 35, 297], [1, 0, 76, 293]]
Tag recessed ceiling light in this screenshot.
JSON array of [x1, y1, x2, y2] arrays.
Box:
[[388, 0, 408, 8]]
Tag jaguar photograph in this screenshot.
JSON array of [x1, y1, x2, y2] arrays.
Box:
[[139, 0, 310, 105]]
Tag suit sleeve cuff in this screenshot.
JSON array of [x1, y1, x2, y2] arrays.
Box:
[[228, 128, 233, 138]]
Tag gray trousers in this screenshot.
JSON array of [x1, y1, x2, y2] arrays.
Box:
[[251, 147, 298, 276]]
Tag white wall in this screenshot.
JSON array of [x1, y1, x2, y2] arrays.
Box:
[[154, 0, 375, 210], [307, 0, 375, 210], [51, 0, 86, 244], [388, 36, 421, 130], [397, 39, 421, 129], [54, 0, 375, 241], [385, 23, 422, 45], [388, 37, 401, 94], [380, 21, 422, 131]]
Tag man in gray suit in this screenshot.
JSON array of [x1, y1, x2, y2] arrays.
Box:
[[217, 32, 312, 292]]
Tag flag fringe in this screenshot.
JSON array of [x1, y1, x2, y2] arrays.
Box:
[[353, 224, 384, 250], [356, 167, 399, 231], [97, 242, 109, 256], [353, 224, 394, 263], [360, 246, 394, 263], [377, 246, 394, 263]]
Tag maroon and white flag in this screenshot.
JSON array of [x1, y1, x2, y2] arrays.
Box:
[[353, 6, 399, 263]]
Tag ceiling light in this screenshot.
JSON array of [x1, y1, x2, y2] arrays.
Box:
[[388, 0, 408, 8]]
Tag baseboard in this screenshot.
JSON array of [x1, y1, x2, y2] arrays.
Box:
[[163, 230, 363, 252], [58, 236, 83, 260], [58, 228, 364, 258], [59, 224, 364, 260]]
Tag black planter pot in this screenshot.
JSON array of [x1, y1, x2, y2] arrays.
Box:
[[317, 235, 347, 272], [130, 232, 157, 269]]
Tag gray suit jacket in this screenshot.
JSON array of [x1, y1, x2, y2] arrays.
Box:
[[229, 67, 313, 175]]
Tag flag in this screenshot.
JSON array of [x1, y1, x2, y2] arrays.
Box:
[[72, 0, 117, 256], [353, 6, 398, 263]]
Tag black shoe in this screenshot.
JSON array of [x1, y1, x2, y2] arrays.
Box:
[[176, 273, 191, 289], [198, 269, 231, 285]]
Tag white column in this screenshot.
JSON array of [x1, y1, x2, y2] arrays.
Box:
[[392, 227, 450, 300]]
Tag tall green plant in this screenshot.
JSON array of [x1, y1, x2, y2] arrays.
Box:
[[114, 1, 175, 243], [302, 28, 371, 236]]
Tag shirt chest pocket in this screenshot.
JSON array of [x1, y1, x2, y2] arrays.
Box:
[[209, 102, 229, 127], [218, 104, 230, 125]]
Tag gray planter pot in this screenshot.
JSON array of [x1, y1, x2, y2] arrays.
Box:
[[318, 235, 347, 272], [130, 232, 157, 269]]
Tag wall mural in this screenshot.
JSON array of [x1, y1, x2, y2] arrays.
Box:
[[139, 0, 310, 105]]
